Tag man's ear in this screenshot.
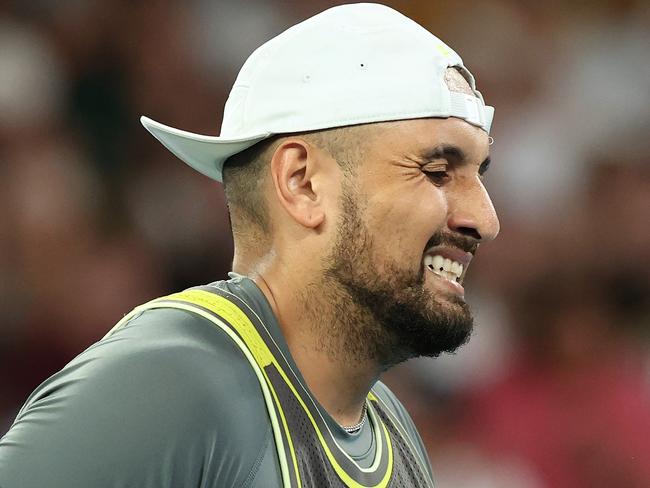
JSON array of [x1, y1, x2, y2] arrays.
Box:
[[270, 139, 327, 229]]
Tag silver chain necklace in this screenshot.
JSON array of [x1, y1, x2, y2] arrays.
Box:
[[342, 402, 368, 434]]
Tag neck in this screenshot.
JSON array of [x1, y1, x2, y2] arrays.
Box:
[[253, 271, 380, 427]]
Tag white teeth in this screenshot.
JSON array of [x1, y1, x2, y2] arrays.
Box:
[[432, 255, 444, 272], [424, 254, 464, 282]]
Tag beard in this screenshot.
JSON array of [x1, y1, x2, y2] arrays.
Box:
[[304, 185, 474, 368]]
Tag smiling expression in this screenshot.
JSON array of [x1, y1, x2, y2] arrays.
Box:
[[358, 117, 498, 294], [320, 116, 500, 365]]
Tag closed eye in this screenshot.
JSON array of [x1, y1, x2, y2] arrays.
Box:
[[422, 161, 450, 185], [425, 170, 450, 185]]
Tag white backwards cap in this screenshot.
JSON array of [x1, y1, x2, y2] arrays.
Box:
[[141, 3, 494, 182]]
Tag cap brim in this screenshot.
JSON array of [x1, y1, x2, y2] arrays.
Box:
[[140, 116, 271, 182]]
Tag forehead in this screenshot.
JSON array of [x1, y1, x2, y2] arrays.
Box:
[[366, 117, 489, 162]]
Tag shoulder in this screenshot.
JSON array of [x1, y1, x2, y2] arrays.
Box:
[[1, 307, 278, 488], [371, 381, 434, 481], [371, 380, 415, 431], [53, 306, 265, 419]]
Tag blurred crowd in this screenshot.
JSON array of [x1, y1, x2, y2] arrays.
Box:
[[1, 1, 649, 486]]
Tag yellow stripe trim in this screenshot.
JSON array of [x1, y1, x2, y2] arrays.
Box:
[[105, 290, 394, 487], [148, 290, 392, 488], [104, 299, 298, 488]]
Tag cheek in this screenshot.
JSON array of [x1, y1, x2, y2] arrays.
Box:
[[365, 185, 448, 261]]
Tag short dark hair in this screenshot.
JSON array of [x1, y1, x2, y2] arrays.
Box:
[[222, 136, 279, 235], [222, 125, 372, 241]]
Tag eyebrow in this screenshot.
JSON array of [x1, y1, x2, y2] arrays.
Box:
[[420, 144, 466, 163], [419, 144, 491, 175]]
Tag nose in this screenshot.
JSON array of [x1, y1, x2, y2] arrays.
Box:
[[447, 178, 500, 243]]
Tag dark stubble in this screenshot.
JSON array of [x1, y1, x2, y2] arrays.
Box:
[[306, 184, 475, 368]]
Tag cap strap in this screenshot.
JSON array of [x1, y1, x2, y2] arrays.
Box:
[[449, 91, 493, 133]]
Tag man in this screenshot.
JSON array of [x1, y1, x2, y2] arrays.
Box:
[[0, 3, 498, 487]]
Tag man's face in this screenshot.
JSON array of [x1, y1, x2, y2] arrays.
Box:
[[323, 117, 499, 365]]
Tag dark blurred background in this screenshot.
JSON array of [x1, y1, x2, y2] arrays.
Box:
[[1, 1, 649, 486]]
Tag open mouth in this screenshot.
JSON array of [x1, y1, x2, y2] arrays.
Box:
[[423, 254, 463, 283]]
